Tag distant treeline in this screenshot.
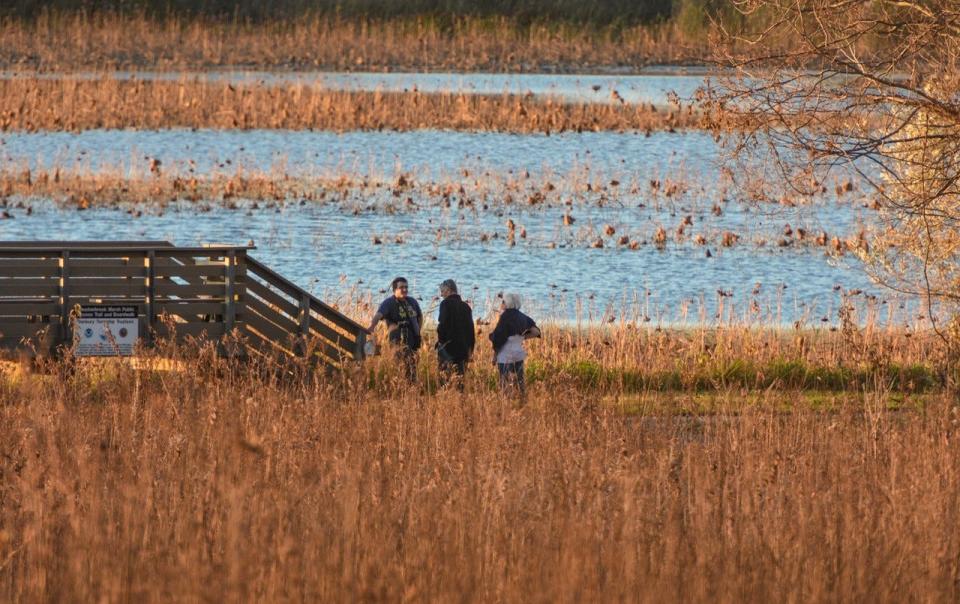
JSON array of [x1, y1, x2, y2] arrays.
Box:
[[1, 0, 737, 30]]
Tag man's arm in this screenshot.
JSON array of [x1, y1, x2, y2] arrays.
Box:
[[437, 299, 449, 346], [367, 311, 384, 334], [465, 305, 476, 355]]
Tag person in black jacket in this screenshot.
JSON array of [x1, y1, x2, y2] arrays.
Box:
[[436, 279, 475, 390]]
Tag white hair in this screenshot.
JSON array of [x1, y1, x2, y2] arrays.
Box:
[[503, 293, 522, 310]]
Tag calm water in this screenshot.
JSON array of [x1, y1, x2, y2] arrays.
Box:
[[0, 78, 907, 324], [0, 200, 891, 324]]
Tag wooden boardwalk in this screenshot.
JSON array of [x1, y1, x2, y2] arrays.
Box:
[[0, 241, 367, 367]]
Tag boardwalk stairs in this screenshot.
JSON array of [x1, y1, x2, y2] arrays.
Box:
[[0, 241, 367, 367]]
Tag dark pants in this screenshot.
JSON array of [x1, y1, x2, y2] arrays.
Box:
[[396, 346, 418, 382], [439, 357, 467, 390], [497, 361, 525, 394]]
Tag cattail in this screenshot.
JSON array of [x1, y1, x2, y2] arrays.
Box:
[[721, 231, 739, 247], [654, 226, 667, 248]]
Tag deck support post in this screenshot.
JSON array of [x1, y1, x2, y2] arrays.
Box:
[[146, 250, 155, 345], [299, 292, 310, 358], [59, 250, 70, 347], [224, 250, 236, 334]]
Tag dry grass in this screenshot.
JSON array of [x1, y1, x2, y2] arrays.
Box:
[[0, 76, 698, 132], [0, 325, 957, 601], [0, 13, 707, 73]]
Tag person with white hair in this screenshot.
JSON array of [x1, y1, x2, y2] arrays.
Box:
[[489, 293, 541, 395]]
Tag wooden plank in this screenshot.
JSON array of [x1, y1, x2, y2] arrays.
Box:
[[70, 283, 147, 296], [0, 259, 64, 267], [308, 298, 367, 337], [154, 265, 228, 279], [243, 309, 299, 349], [155, 283, 232, 297], [239, 326, 296, 359], [0, 240, 172, 248], [156, 301, 225, 315], [244, 295, 299, 333], [0, 266, 61, 277], [69, 277, 147, 286], [307, 317, 357, 354], [0, 302, 60, 315], [245, 257, 365, 333], [0, 284, 61, 296], [68, 258, 141, 267], [155, 322, 227, 339], [0, 323, 57, 338], [245, 278, 299, 321], [0, 277, 58, 286], [301, 334, 350, 365], [70, 266, 147, 277], [243, 299, 347, 362]]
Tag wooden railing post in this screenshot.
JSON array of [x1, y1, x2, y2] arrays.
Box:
[[60, 250, 70, 345], [224, 250, 236, 333], [299, 292, 310, 357], [355, 329, 367, 361], [146, 250, 155, 344]]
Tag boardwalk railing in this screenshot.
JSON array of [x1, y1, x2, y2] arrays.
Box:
[[0, 241, 367, 366]]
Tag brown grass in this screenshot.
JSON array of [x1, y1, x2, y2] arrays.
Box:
[[0, 13, 707, 73], [0, 322, 957, 601], [0, 76, 698, 132]]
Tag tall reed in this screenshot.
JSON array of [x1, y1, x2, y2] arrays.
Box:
[[0, 76, 698, 132], [0, 13, 709, 72], [0, 338, 957, 602]]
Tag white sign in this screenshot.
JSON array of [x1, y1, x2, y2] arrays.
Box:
[[75, 305, 139, 356]]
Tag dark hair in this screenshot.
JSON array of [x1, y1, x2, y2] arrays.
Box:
[[390, 277, 408, 291]]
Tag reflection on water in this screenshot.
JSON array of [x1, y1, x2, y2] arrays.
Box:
[[0, 128, 723, 181]]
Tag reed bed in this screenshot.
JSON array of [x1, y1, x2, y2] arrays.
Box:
[[0, 162, 874, 254], [0, 76, 698, 132], [0, 13, 707, 72], [0, 324, 957, 601]]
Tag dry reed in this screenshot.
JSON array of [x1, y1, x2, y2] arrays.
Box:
[[0, 162, 874, 253], [0, 13, 708, 73], [0, 328, 957, 601], [0, 76, 698, 132]]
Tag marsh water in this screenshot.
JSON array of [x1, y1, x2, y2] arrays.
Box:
[[0, 73, 911, 325]]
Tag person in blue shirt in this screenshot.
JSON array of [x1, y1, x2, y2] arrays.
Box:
[[368, 276, 423, 381]]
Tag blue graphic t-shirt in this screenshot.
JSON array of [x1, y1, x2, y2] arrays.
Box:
[[377, 296, 423, 349]]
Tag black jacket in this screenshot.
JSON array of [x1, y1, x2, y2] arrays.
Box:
[[437, 294, 475, 362], [489, 309, 537, 354]]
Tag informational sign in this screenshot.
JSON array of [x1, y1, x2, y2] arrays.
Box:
[[75, 305, 139, 356]]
